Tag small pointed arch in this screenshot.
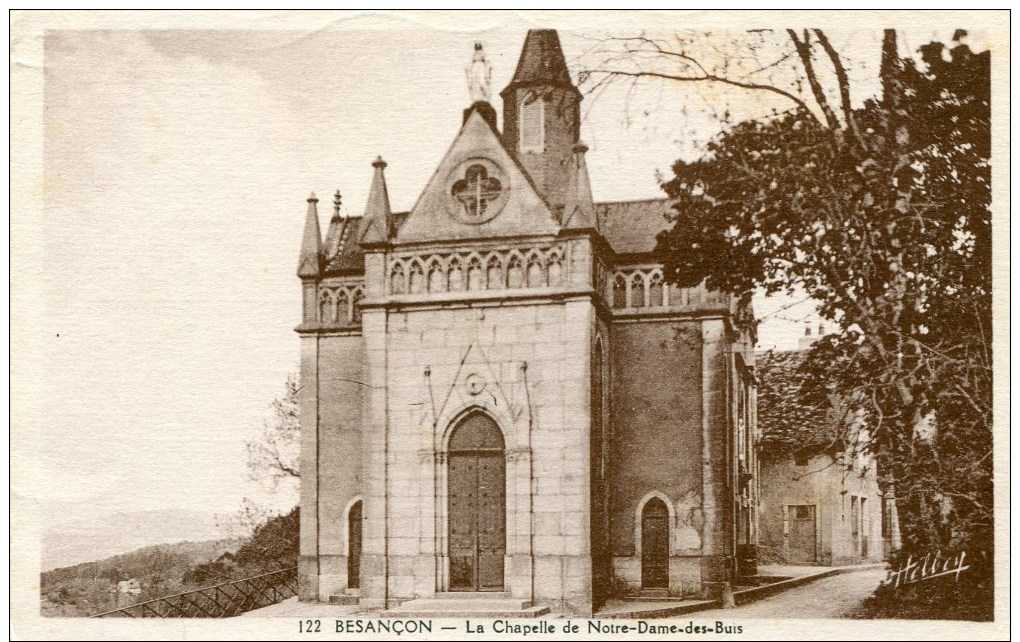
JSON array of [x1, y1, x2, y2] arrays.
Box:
[[467, 255, 484, 291], [341, 495, 364, 556], [668, 281, 686, 306], [448, 255, 465, 292], [525, 250, 545, 288], [351, 287, 364, 324], [630, 271, 648, 308], [390, 261, 406, 295], [648, 271, 665, 308], [506, 252, 525, 289], [445, 408, 506, 452], [485, 253, 504, 290], [613, 274, 628, 308], [546, 250, 563, 286], [634, 490, 676, 557], [318, 288, 335, 324], [334, 287, 350, 323], [409, 259, 426, 294], [427, 257, 446, 293]]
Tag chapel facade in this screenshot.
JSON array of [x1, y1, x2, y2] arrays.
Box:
[[295, 30, 758, 616]]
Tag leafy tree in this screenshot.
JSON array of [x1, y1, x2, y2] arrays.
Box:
[[584, 29, 992, 617]]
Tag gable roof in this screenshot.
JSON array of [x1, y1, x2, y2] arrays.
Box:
[[323, 212, 409, 276], [756, 349, 840, 457], [597, 199, 674, 255], [394, 109, 560, 244]]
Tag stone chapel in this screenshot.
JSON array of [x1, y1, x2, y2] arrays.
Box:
[[295, 29, 758, 616]]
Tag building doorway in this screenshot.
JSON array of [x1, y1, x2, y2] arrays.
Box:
[[347, 500, 362, 589], [788, 505, 817, 563], [641, 498, 669, 589], [448, 412, 506, 591]]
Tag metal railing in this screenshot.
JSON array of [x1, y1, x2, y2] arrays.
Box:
[[91, 567, 297, 618]]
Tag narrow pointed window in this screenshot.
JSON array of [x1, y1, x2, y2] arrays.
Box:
[[336, 289, 350, 324], [631, 273, 647, 308], [486, 256, 503, 290], [467, 257, 483, 291], [507, 256, 524, 289], [319, 290, 334, 324], [527, 254, 544, 288], [547, 253, 562, 286], [428, 261, 445, 293], [352, 289, 363, 324], [448, 257, 464, 292], [649, 273, 664, 308], [391, 263, 406, 295], [410, 263, 425, 294], [613, 275, 628, 308]]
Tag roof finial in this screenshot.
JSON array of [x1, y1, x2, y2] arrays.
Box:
[[360, 156, 393, 246], [562, 141, 597, 230], [465, 41, 492, 103], [297, 192, 323, 278], [323, 188, 345, 261]]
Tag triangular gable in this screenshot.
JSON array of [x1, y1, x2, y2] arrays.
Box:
[[396, 110, 560, 243]]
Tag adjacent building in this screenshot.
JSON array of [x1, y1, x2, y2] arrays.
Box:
[[756, 342, 898, 566]]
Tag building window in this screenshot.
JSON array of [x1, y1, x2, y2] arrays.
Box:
[[486, 256, 502, 290], [520, 98, 544, 152], [613, 275, 628, 308], [648, 273, 664, 307], [792, 505, 813, 520]]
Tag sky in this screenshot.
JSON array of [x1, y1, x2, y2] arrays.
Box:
[[25, 12, 976, 527]]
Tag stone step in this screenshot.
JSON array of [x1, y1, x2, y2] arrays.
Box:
[[388, 598, 533, 611], [433, 591, 512, 599], [328, 594, 359, 605], [385, 605, 550, 619]]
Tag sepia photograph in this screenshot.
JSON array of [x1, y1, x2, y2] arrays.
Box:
[[10, 9, 1008, 640]]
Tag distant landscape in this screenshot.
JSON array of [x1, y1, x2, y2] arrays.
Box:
[[43, 508, 227, 571], [41, 507, 298, 617]]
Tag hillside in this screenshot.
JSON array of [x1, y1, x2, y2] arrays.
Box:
[[43, 508, 225, 571], [41, 538, 243, 617]]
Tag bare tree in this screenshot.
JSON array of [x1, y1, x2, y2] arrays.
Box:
[[246, 373, 300, 488]]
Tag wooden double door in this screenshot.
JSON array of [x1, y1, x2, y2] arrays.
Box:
[[448, 412, 506, 591]]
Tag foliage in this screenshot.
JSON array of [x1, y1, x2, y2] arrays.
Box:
[[40, 539, 241, 617], [853, 548, 993, 621], [42, 507, 300, 617], [585, 28, 992, 616], [184, 507, 300, 585]]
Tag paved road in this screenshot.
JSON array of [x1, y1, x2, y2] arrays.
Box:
[[694, 569, 887, 619]]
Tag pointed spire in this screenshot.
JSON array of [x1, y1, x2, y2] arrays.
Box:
[[505, 29, 574, 91], [562, 143, 597, 230], [322, 189, 344, 260], [297, 192, 322, 278], [359, 156, 392, 246]]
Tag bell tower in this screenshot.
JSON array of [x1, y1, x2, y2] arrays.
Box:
[[501, 29, 581, 210]]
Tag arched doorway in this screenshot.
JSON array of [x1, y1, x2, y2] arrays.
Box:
[[348, 500, 362, 589], [448, 411, 505, 591], [641, 497, 669, 589]]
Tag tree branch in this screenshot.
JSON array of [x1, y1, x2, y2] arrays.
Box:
[[786, 29, 842, 134], [812, 29, 865, 149], [584, 68, 820, 124]]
